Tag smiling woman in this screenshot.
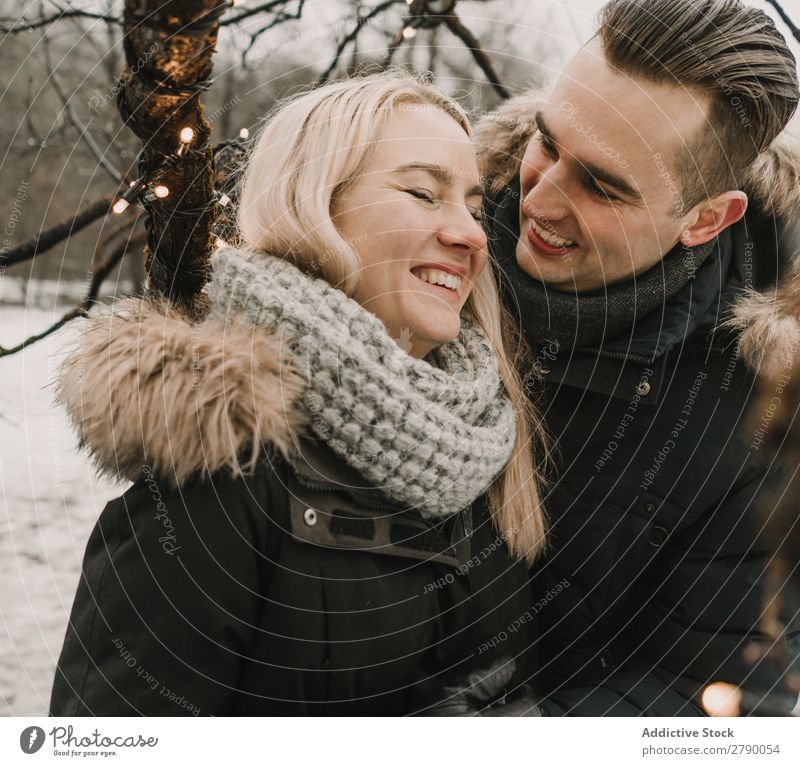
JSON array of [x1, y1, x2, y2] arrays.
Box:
[[49, 73, 548, 716], [332, 107, 488, 358]]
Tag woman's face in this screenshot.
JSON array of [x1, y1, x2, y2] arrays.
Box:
[[333, 104, 488, 359]]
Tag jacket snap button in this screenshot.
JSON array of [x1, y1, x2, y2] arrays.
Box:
[[648, 525, 669, 547], [644, 502, 656, 514], [636, 380, 651, 396], [303, 508, 318, 526]]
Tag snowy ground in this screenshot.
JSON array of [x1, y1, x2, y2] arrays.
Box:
[[0, 304, 128, 716]]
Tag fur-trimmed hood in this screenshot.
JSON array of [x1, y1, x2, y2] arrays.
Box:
[[474, 89, 800, 380], [56, 296, 308, 487]]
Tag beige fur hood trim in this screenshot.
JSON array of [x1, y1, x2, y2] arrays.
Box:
[[56, 297, 308, 487], [475, 89, 800, 380]]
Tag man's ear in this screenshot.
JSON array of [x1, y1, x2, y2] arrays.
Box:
[[681, 191, 748, 247]]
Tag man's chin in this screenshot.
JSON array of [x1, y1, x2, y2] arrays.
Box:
[[515, 238, 586, 292], [515, 238, 562, 280]]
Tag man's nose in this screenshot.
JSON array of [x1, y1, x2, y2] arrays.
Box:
[[521, 165, 571, 222]]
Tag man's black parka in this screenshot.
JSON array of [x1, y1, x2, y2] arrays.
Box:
[[478, 91, 800, 716]]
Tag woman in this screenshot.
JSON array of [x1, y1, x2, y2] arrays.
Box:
[[50, 74, 547, 716]]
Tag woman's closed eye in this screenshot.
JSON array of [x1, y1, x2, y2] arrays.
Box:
[[467, 204, 483, 223], [406, 187, 483, 222], [406, 187, 435, 202]]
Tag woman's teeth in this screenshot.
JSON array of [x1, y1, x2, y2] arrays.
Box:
[[532, 220, 575, 248], [413, 268, 461, 291]]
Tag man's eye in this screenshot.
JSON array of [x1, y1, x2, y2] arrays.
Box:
[[586, 178, 619, 202], [536, 133, 559, 160], [406, 188, 434, 202]]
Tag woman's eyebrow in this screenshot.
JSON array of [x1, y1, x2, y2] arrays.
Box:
[[392, 162, 484, 198]]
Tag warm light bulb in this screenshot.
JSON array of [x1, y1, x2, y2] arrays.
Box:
[[179, 126, 195, 143], [153, 185, 170, 199], [402, 27, 416, 40], [218, 193, 231, 207], [702, 683, 742, 717], [239, 128, 249, 139], [112, 198, 130, 214]]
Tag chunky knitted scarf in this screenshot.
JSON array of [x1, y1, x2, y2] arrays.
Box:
[[495, 238, 717, 352], [207, 246, 516, 520]]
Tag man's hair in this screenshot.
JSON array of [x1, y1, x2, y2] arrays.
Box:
[[598, 0, 799, 212]]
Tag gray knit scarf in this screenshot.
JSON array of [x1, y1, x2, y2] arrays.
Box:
[[207, 246, 516, 520], [491, 182, 717, 351]]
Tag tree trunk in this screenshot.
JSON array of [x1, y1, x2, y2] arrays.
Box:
[[117, 0, 228, 314]]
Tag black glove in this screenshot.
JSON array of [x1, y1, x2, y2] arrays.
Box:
[[417, 657, 542, 716]]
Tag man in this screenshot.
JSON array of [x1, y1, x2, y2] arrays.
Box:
[[476, 0, 800, 715]]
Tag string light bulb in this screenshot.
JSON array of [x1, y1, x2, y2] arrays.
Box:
[[153, 185, 170, 199], [239, 128, 249, 139], [402, 26, 416, 40], [177, 126, 195, 156], [702, 683, 742, 717], [112, 198, 130, 214]]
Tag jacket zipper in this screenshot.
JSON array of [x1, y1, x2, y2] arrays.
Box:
[[587, 348, 655, 365], [291, 471, 406, 513]]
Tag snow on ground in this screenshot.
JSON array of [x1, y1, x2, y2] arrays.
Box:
[[0, 304, 127, 716]]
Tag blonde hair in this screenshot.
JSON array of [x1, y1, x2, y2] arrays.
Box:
[[236, 72, 548, 564]]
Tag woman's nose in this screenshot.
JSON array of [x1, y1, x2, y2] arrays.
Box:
[[437, 204, 488, 253]]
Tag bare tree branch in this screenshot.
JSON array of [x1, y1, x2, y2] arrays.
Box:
[[220, 0, 292, 26], [765, 0, 800, 44], [43, 44, 127, 185], [317, 0, 402, 85], [240, 0, 306, 66], [0, 196, 115, 269], [0, 0, 296, 34], [0, 8, 120, 34], [0, 227, 147, 357], [443, 12, 509, 99]]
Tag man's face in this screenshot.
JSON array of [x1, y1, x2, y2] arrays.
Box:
[[516, 37, 710, 292]]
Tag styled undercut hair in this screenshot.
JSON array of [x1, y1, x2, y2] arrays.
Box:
[[598, 0, 799, 211]]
